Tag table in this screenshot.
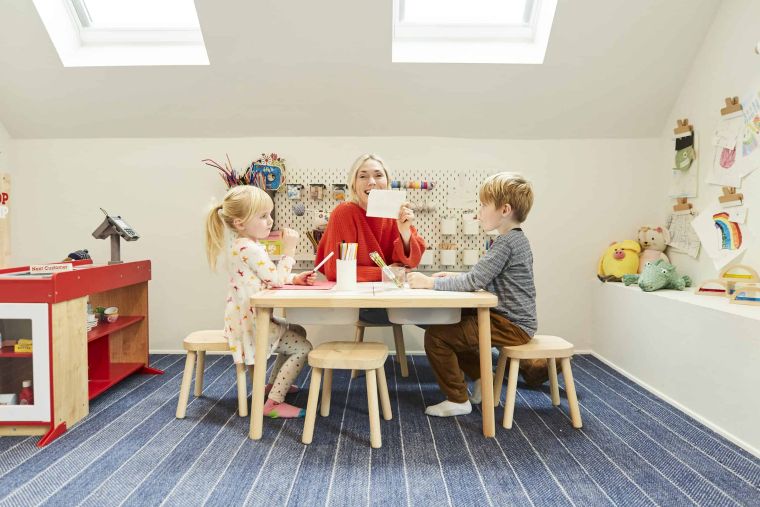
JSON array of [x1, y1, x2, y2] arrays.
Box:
[[249, 283, 498, 440]]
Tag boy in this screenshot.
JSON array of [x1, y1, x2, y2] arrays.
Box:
[[407, 172, 542, 417]]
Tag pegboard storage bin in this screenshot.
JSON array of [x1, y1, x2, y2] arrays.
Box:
[[440, 249, 457, 266], [420, 250, 435, 266], [463, 249, 479, 266], [463, 219, 480, 236], [441, 218, 457, 235], [273, 167, 494, 270]]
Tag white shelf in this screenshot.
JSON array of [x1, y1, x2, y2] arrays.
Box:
[[605, 282, 760, 322]]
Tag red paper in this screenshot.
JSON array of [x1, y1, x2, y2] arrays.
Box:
[[277, 280, 336, 290]]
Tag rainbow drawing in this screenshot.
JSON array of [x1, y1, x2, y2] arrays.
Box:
[[713, 212, 743, 250]]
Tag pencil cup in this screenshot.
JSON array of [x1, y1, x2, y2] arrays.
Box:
[[463, 249, 479, 266], [441, 218, 457, 235], [440, 249, 457, 266], [335, 259, 357, 291]]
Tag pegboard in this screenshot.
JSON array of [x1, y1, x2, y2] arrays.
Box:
[[274, 167, 496, 271]]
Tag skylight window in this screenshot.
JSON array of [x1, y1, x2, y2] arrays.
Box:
[[33, 0, 209, 67], [72, 0, 201, 30], [392, 0, 557, 64]]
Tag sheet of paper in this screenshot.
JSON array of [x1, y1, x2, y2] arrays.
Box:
[[277, 281, 336, 290], [366, 189, 407, 219], [690, 205, 749, 270], [666, 212, 701, 259]]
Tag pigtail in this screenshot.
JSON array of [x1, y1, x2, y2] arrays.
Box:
[[205, 204, 226, 271]]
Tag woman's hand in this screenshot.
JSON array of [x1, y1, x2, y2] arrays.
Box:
[[396, 202, 415, 237], [281, 228, 299, 256], [432, 272, 456, 278], [292, 271, 317, 285], [407, 272, 434, 289]]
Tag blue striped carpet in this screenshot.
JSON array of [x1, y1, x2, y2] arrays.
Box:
[[0, 353, 758, 506]]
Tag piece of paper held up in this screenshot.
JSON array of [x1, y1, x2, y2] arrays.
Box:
[[449, 173, 478, 209], [366, 189, 407, 219]]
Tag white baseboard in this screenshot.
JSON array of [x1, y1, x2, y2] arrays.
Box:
[[590, 351, 760, 459]]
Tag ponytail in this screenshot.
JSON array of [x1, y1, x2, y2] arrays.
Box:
[[205, 204, 225, 271]]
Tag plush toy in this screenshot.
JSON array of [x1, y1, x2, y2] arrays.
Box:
[[637, 225, 670, 273], [597, 240, 641, 282], [623, 259, 691, 291]]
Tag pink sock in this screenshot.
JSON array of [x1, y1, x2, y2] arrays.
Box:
[[265, 384, 299, 395], [263, 398, 305, 418]]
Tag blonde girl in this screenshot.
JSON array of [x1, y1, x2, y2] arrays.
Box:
[[206, 186, 316, 418]]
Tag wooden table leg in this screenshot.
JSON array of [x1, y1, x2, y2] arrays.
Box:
[[249, 307, 272, 440], [477, 307, 495, 437]]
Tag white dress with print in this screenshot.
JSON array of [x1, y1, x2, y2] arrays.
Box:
[[223, 237, 294, 365]]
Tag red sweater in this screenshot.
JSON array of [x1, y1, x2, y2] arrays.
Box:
[[315, 202, 426, 282]]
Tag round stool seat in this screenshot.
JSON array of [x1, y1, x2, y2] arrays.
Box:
[[309, 341, 388, 370], [183, 330, 229, 352], [356, 320, 392, 328], [501, 335, 574, 360]]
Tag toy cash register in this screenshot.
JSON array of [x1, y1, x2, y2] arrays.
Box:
[[92, 208, 140, 264]]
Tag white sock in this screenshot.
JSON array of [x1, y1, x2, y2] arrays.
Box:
[[425, 399, 472, 417], [469, 379, 482, 405]]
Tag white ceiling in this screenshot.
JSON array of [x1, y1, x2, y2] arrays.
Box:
[[0, 0, 721, 139]]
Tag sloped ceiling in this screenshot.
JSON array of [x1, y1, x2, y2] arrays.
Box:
[[0, 0, 720, 139]]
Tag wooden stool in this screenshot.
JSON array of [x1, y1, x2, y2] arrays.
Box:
[[493, 335, 582, 429], [351, 321, 408, 378], [303, 341, 392, 448], [176, 330, 250, 419]]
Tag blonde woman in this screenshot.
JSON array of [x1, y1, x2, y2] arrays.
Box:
[[315, 154, 427, 323], [206, 186, 315, 418]]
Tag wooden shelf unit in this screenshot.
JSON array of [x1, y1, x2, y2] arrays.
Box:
[[0, 346, 32, 358]]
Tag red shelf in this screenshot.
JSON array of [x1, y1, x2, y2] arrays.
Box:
[[0, 346, 32, 358], [87, 316, 144, 343], [88, 362, 144, 399]]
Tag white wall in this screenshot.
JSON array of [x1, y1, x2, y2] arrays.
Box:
[[662, 0, 760, 282], [0, 118, 9, 172], [10, 137, 661, 352]]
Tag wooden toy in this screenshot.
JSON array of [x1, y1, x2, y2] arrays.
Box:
[[730, 283, 760, 306], [695, 279, 728, 297]]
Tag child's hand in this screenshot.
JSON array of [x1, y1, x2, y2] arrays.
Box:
[[407, 272, 434, 289], [293, 271, 317, 285], [281, 228, 299, 255]]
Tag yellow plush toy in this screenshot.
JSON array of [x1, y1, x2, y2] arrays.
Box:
[[597, 240, 641, 282]]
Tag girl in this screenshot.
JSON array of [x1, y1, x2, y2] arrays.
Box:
[[206, 186, 316, 418]]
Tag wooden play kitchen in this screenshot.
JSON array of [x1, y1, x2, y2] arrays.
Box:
[[0, 259, 161, 446]]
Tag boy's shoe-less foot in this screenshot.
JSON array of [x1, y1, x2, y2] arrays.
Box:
[[425, 399, 472, 417], [469, 379, 482, 405], [263, 399, 305, 418], [264, 383, 300, 396]]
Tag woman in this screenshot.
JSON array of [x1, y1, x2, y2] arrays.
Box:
[[315, 154, 426, 321]]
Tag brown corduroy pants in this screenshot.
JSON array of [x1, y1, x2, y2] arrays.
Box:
[[424, 310, 547, 403]]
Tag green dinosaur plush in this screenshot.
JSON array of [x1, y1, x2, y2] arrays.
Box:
[[622, 259, 692, 291]]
